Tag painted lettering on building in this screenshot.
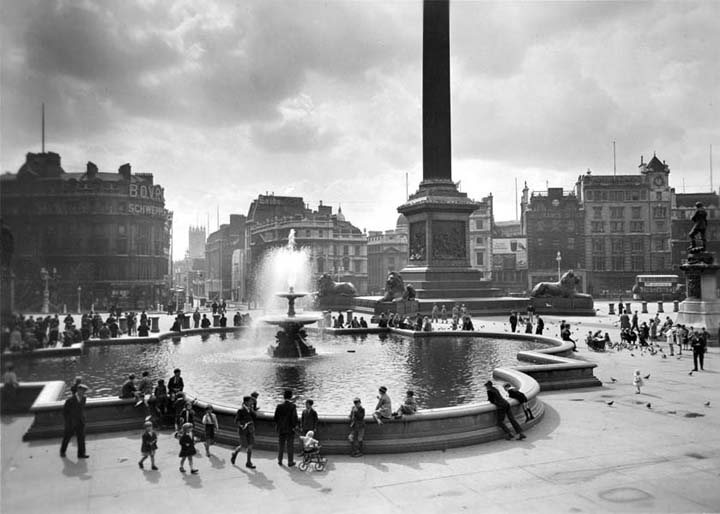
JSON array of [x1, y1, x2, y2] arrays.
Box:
[[129, 183, 164, 202]]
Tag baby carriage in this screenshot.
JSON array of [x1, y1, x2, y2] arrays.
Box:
[[298, 445, 327, 471], [297, 430, 327, 471]]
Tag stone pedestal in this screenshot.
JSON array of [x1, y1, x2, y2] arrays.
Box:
[[398, 181, 491, 299], [676, 251, 720, 345], [150, 316, 160, 333], [119, 317, 128, 334]]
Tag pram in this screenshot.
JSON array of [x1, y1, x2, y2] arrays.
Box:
[[298, 445, 327, 471]]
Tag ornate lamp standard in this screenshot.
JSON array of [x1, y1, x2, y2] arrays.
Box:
[[40, 267, 50, 314], [556, 251, 562, 281], [77, 285, 82, 314]]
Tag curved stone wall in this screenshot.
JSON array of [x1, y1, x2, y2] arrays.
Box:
[[15, 326, 602, 453]]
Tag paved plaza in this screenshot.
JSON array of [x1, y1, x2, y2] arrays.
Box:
[[2, 304, 719, 513]]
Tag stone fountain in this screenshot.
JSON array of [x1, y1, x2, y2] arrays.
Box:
[[261, 230, 321, 358]]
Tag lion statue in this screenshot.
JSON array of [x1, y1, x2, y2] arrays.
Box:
[[530, 270, 591, 299], [379, 271, 417, 302], [316, 273, 357, 297]]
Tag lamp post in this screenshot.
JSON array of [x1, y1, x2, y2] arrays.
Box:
[[77, 285, 82, 314], [40, 267, 50, 314], [556, 251, 562, 281]]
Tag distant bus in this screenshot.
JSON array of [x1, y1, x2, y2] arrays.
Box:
[[632, 275, 684, 302]]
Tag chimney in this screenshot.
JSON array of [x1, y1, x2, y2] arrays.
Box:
[[86, 161, 98, 178], [118, 163, 131, 181]]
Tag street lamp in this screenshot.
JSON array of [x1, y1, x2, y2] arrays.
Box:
[[40, 267, 50, 314], [556, 251, 562, 281], [77, 285, 82, 314]]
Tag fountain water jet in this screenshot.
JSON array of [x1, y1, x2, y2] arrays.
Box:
[[259, 230, 321, 358]]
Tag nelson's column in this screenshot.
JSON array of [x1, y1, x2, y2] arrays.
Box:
[[397, 0, 512, 310]]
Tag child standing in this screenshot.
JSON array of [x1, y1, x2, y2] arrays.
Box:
[[633, 369, 644, 394], [178, 422, 199, 474], [301, 399, 318, 436], [202, 405, 219, 457], [138, 421, 158, 470]]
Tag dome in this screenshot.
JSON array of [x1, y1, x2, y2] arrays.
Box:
[[396, 214, 409, 227]]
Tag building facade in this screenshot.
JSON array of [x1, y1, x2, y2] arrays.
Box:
[[367, 215, 409, 294], [491, 220, 528, 293], [0, 152, 171, 311], [522, 185, 586, 291], [575, 154, 673, 296], [468, 195, 494, 280], [205, 215, 246, 302], [245, 195, 368, 300]]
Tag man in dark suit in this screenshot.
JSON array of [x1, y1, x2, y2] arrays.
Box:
[[60, 383, 89, 458], [273, 389, 298, 466]]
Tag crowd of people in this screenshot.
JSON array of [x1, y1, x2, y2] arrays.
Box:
[[1, 309, 155, 352]]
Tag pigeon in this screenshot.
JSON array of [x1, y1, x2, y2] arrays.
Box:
[[644, 374, 651, 379], [646, 403, 652, 409], [662, 354, 667, 359], [610, 377, 617, 383], [705, 401, 711, 407], [630, 353, 635, 357], [689, 371, 694, 376], [606, 401, 614, 406]]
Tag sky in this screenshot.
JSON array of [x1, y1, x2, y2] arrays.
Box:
[[2, 0, 719, 259]]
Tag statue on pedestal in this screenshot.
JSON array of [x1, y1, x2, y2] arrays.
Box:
[[689, 202, 707, 253]]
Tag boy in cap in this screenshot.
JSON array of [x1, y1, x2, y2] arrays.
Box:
[[349, 397, 365, 457], [373, 386, 392, 424]]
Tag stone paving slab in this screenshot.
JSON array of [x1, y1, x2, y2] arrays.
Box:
[[2, 304, 719, 513]]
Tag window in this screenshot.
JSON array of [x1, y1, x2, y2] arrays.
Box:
[[305, 230, 311, 238], [592, 256, 605, 271], [656, 192, 663, 201], [567, 237, 575, 249], [591, 221, 605, 233], [610, 221, 624, 233], [611, 256, 624, 270], [655, 221, 667, 231], [592, 239, 605, 253], [654, 239, 666, 251], [475, 219, 484, 230], [611, 239, 624, 254], [476, 237, 485, 245], [610, 207, 624, 219], [593, 207, 603, 219], [630, 221, 644, 232], [653, 255, 665, 270], [631, 207, 642, 219], [631, 239, 644, 253], [476, 252, 485, 266], [343, 245, 349, 256], [631, 255, 645, 270], [653, 207, 667, 219], [631, 191, 640, 201]]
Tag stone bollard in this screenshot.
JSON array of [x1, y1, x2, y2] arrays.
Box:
[[673, 300, 679, 312], [213, 314, 220, 327], [150, 316, 160, 333], [181, 315, 190, 330], [119, 317, 128, 334], [608, 303, 615, 315], [641, 301, 648, 314], [625, 302, 631, 313], [657, 301, 664, 313]]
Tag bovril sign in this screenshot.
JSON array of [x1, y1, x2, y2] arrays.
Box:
[[129, 183, 164, 202]]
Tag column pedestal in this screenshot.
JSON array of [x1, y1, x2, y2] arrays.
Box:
[[676, 251, 720, 346]]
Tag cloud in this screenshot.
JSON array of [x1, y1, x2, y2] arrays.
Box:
[[250, 118, 338, 153]]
